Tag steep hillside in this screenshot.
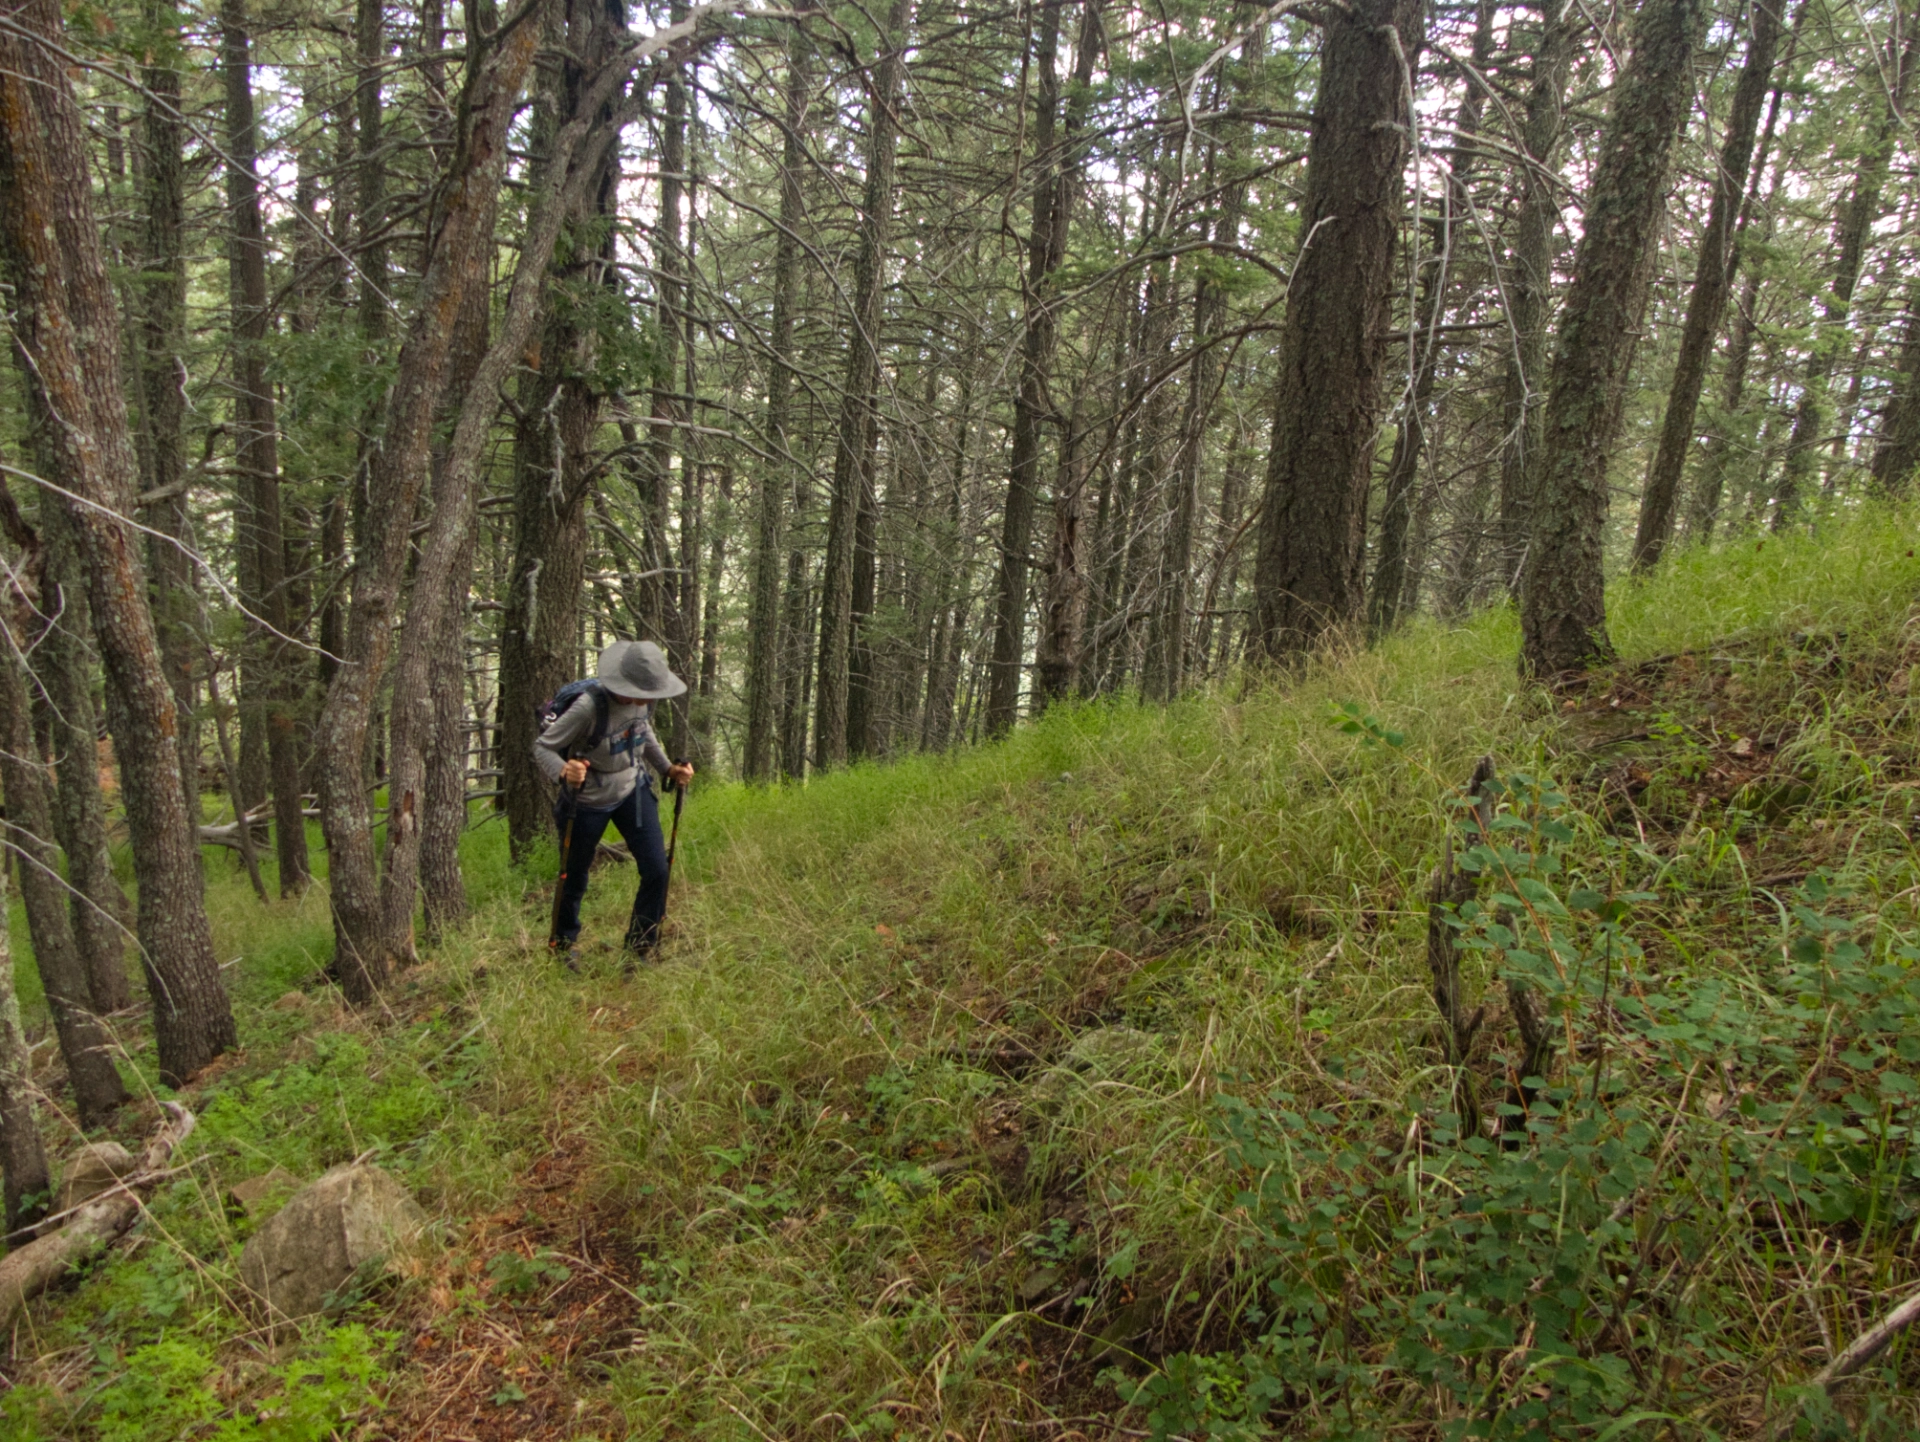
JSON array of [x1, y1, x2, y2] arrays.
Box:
[[5, 509, 1920, 1441]]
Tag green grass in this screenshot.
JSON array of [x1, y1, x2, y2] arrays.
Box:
[[5, 506, 1920, 1439]]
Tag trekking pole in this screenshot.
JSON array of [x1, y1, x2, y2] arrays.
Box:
[[548, 777, 579, 950], [665, 758, 689, 874]]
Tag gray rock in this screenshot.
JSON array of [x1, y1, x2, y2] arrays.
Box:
[[239, 1163, 428, 1320], [58, 1141, 135, 1214], [226, 1166, 300, 1218], [1064, 1025, 1164, 1072], [1031, 1026, 1171, 1109]]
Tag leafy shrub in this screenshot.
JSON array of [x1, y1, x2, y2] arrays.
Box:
[[1124, 773, 1920, 1437]]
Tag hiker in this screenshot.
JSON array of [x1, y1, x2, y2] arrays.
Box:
[[534, 640, 695, 965]]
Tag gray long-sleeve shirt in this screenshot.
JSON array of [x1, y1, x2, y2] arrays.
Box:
[[532, 690, 672, 811]]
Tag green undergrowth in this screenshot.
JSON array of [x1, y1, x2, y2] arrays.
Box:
[[4, 506, 1920, 1440]]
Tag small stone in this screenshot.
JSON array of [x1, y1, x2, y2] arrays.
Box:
[[1730, 736, 1754, 757], [57, 1141, 135, 1214], [240, 1163, 429, 1321], [1019, 1265, 1060, 1302], [273, 991, 307, 1011], [227, 1167, 300, 1218]]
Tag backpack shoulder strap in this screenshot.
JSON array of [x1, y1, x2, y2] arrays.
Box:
[[586, 685, 612, 750]]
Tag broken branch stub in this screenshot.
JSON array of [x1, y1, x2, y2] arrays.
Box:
[[1425, 756, 1495, 1133]]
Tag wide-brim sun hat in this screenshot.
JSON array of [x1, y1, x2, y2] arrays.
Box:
[[597, 639, 688, 701]]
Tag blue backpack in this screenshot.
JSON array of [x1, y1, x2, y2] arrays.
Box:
[[534, 680, 612, 757]]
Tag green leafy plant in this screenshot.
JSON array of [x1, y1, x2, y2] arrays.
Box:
[[486, 1248, 573, 1299], [1329, 701, 1406, 749], [216, 1325, 389, 1440]]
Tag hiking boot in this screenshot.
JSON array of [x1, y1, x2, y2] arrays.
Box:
[[551, 942, 579, 973]]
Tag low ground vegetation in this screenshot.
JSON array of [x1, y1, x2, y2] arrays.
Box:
[[4, 511, 1920, 1439]]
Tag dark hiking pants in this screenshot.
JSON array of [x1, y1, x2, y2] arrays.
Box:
[[552, 783, 669, 954]]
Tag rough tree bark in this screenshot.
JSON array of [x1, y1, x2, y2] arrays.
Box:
[[1630, 0, 1786, 570], [135, 0, 200, 810], [743, 19, 811, 781], [221, 0, 311, 892], [1250, 0, 1424, 664], [311, 3, 544, 1001], [1493, 0, 1572, 597], [845, 453, 879, 757], [638, 0, 693, 756], [986, 0, 1085, 732], [1520, 0, 1708, 678], [1870, 281, 1920, 495], [1368, 0, 1490, 635], [499, 0, 629, 860], [35, 509, 135, 1016], [1686, 88, 1793, 541], [814, 0, 912, 768], [0, 0, 237, 1083], [0, 857, 49, 1235], [420, 526, 473, 940], [1771, 23, 1918, 526], [0, 592, 129, 1130], [398, 184, 491, 947], [380, 0, 645, 968]]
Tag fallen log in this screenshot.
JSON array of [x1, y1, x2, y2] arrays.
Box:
[[1763, 1285, 1920, 1439], [0, 1102, 195, 1332], [198, 808, 322, 850], [197, 819, 270, 852]]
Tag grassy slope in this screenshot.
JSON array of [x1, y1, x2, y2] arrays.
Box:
[[4, 510, 1919, 1440]]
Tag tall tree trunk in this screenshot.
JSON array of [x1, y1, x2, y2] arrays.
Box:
[[312, 4, 544, 1001], [923, 357, 976, 746], [1368, 0, 1490, 635], [136, 0, 199, 811], [389, 176, 493, 956], [1519, 0, 1708, 678], [380, 0, 634, 965], [847, 451, 881, 758], [986, 0, 1072, 734], [1686, 122, 1790, 541], [1494, 0, 1573, 597], [221, 0, 311, 893], [1034, 393, 1090, 708], [1870, 279, 1920, 495], [355, 0, 387, 350], [499, 0, 623, 861], [1771, 23, 1918, 527], [639, 1, 693, 755], [1159, 17, 1265, 696], [346, 0, 388, 592], [700, 468, 731, 700], [1250, 0, 1424, 664], [0, 595, 128, 1129], [0, 0, 238, 1083], [1196, 430, 1253, 672], [420, 535, 471, 940], [0, 848, 49, 1236], [36, 511, 135, 1016], [815, 0, 911, 768], [678, 140, 706, 755], [744, 20, 811, 781], [1630, 0, 1787, 569], [779, 542, 814, 774]]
